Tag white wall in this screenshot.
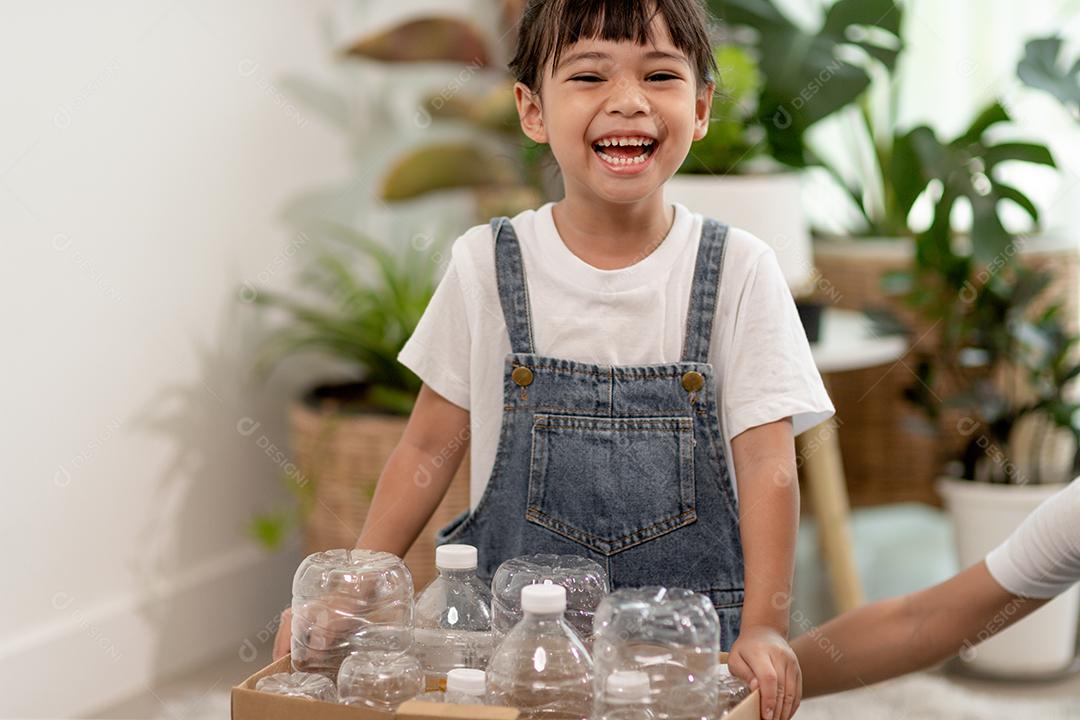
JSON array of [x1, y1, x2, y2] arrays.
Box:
[[0, 2, 349, 715]]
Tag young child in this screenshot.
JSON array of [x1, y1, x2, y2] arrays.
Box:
[[277, 3, 833, 719]]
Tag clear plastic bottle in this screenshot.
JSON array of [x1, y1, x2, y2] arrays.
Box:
[[715, 664, 751, 716], [414, 544, 494, 690], [596, 670, 656, 720], [592, 587, 720, 720], [486, 583, 594, 720], [337, 649, 424, 712], [290, 549, 414, 678], [490, 554, 608, 646], [255, 671, 337, 701], [414, 667, 490, 705]]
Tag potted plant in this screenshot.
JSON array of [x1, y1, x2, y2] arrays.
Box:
[[667, 0, 904, 335], [923, 270, 1080, 678], [807, 84, 1059, 505], [927, 41, 1080, 677], [884, 123, 1079, 676], [243, 222, 471, 593]]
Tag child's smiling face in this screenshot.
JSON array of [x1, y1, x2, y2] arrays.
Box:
[[514, 9, 713, 206]]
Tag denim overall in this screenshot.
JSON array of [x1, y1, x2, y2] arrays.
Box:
[[436, 215, 746, 649]]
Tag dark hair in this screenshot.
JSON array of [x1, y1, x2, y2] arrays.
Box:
[[508, 0, 718, 94]]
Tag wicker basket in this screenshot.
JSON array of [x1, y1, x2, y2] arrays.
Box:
[[289, 399, 472, 593], [812, 235, 1079, 507]]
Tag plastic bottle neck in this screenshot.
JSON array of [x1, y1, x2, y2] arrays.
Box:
[[438, 567, 477, 579], [520, 609, 570, 631]]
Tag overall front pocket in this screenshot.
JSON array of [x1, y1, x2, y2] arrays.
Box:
[[526, 413, 697, 555]]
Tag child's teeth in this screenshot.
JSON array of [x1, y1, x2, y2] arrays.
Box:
[[596, 149, 651, 166]]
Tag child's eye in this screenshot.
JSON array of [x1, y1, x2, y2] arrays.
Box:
[[570, 73, 679, 83]]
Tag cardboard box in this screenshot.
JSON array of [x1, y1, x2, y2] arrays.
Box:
[[233, 654, 760, 720]]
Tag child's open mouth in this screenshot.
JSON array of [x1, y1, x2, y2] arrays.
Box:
[[591, 136, 658, 173]]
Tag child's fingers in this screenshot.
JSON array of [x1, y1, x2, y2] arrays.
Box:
[[744, 654, 780, 720], [791, 657, 803, 718], [728, 649, 753, 684], [778, 655, 799, 720], [272, 606, 292, 661]]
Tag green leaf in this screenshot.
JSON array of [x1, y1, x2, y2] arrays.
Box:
[[247, 512, 291, 551], [992, 181, 1040, 224], [889, 129, 928, 218], [1018, 36, 1080, 117], [954, 103, 1010, 147], [982, 142, 1056, 170], [709, 0, 903, 167]]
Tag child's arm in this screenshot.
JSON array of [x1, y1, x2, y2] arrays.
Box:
[[354, 382, 471, 555], [728, 417, 801, 720]]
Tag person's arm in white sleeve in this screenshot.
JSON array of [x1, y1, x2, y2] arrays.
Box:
[[985, 479, 1080, 598], [793, 478, 1080, 697]]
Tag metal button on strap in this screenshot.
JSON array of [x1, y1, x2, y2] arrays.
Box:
[[681, 370, 704, 393], [512, 366, 534, 387]]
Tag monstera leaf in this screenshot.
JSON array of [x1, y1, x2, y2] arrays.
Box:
[[708, 0, 903, 166], [901, 103, 1055, 266], [1018, 36, 1080, 119]]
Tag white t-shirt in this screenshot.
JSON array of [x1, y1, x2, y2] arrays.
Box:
[[397, 201, 835, 510], [985, 478, 1080, 599]]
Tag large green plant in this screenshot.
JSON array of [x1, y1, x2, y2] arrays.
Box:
[[242, 223, 444, 549], [895, 261, 1080, 485], [883, 106, 1073, 484], [707, 0, 904, 168], [247, 222, 440, 416]]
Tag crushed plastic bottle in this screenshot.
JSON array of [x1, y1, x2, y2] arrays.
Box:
[[490, 554, 608, 645], [414, 544, 494, 690], [486, 583, 594, 720], [592, 587, 720, 720], [715, 664, 751, 716], [337, 649, 423, 712], [254, 671, 337, 701], [596, 670, 656, 720], [290, 549, 414, 678]]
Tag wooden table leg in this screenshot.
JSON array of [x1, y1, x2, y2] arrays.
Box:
[[797, 418, 865, 613]]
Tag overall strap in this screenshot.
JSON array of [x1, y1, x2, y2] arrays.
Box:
[[491, 216, 536, 354], [680, 218, 730, 364]]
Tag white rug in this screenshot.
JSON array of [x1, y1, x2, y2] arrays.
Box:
[[796, 672, 1080, 720], [146, 690, 232, 720]]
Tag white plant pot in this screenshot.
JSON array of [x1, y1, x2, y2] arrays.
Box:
[[665, 172, 813, 296], [937, 477, 1080, 678]]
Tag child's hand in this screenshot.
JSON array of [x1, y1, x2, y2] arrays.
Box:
[[728, 625, 802, 720], [272, 606, 292, 661]]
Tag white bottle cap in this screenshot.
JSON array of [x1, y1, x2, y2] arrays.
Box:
[[521, 583, 566, 614], [446, 668, 486, 696], [606, 670, 651, 704], [436, 544, 478, 570]]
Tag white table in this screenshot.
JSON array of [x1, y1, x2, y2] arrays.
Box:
[[799, 307, 909, 613]]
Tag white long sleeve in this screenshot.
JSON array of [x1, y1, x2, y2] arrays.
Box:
[[984, 478, 1080, 599]]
